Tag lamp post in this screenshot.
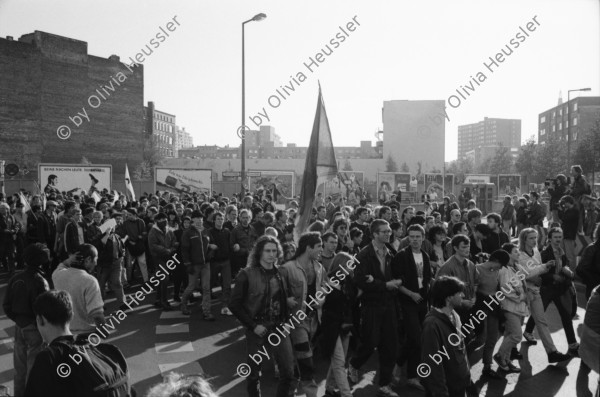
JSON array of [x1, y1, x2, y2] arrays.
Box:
[[566, 87, 591, 170], [241, 13, 266, 193]]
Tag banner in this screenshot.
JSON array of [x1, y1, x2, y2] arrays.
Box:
[[423, 173, 454, 200], [39, 164, 112, 194], [155, 168, 212, 195], [497, 174, 522, 196], [249, 171, 296, 203], [322, 171, 364, 204], [464, 174, 491, 184], [377, 172, 412, 202]]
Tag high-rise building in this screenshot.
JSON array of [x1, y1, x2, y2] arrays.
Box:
[[0, 31, 144, 173], [382, 100, 446, 172], [538, 96, 600, 145], [457, 117, 521, 160]]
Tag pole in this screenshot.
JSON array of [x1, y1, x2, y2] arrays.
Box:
[[567, 90, 571, 173], [241, 22, 246, 194]]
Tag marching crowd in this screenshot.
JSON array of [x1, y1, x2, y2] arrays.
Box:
[[1, 164, 600, 397]]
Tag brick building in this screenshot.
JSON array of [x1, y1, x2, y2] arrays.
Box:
[[538, 96, 600, 145], [457, 117, 521, 160], [0, 31, 144, 174]]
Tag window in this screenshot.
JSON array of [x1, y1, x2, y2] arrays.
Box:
[[559, 109, 562, 116], [565, 120, 568, 128], [574, 117, 578, 126], [540, 116, 546, 123], [540, 128, 546, 135], [558, 122, 562, 130], [552, 111, 556, 118], [574, 103, 578, 111], [573, 132, 578, 141], [552, 125, 555, 132]]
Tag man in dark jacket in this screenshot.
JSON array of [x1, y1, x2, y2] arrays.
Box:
[[180, 210, 212, 320], [2, 243, 50, 396], [122, 209, 148, 283], [421, 276, 471, 397], [570, 165, 591, 234], [394, 224, 432, 392], [349, 219, 402, 397], [230, 209, 257, 276], [207, 212, 233, 316], [0, 202, 19, 274], [558, 195, 580, 272], [148, 213, 176, 311], [228, 235, 294, 397]]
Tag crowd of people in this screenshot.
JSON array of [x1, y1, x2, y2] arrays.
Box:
[[1, 164, 600, 397]]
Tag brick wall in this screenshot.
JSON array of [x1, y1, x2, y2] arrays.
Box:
[[0, 31, 144, 175]]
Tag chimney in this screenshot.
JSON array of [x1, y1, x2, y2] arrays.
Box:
[[109, 54, 120, 62], [6, 36, 13, 41]]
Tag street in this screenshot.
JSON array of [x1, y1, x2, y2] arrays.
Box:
[[0, 274, 597, 397]]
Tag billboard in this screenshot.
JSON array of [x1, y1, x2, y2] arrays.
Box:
[[322, 171, 365, 204], [497, 174, 522, 196], [39, 164, 112, 194], [423, 174, 454, 200], [377, 172, 412, 202], [155, 168, 212, 195], [464, 174, 492, 184], [248, 170, 295, 203]]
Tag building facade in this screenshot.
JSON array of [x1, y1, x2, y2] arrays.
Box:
[[382, 100, 446, 173], [145, 102, 176, 158], [538, 96, 600, 145], [0, 31, 144, 174], [457, 117, 521, 160]]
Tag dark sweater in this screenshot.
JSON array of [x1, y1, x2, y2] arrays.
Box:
[[3, 267, 50, 327]]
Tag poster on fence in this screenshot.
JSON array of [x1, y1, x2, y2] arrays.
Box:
[[497, 175, 521, 196], [155, 168, 212, 195], [248, 170, 295, 203], [377, 172, 412, 202], [423, 174, 454, 200], [39, 164, 112, 194], [321, 171, 365, 205]]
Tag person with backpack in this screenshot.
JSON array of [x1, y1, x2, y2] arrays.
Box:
[[25, 290, 134, 397], [570, 165, 592, 234], [2, 243, 50, 396], [576, 224, 600, 300]]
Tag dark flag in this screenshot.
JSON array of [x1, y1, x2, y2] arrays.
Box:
[[295, 84, 338, 240]]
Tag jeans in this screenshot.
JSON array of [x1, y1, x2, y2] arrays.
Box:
[[564, 239, 577, 269], [181, 263, 211, 314], [350, 304, 398, 386], [13, 324, 44, 397], [290, 316, 319, 397], [126, 251, 148, 282], [497, 311, 523, 363], [525, 285, 577, 345], [399, 300, 427, 378], [482, 311, 500, 367], [97, 260, 125, 306], [526, 287, 557, 353], [246, 328, 295, 397], [325, 334, 352, 397], [211, 259, 231, 305], [0, 243, 15, 273]]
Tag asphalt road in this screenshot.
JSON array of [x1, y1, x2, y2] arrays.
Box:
[[0, 272, 597, 397]]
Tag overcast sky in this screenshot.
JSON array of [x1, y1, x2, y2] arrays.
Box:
[[1, 0, 598, 160]]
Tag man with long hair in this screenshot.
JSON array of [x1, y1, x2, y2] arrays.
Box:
[[229, 236, 294, 397], [279, 232, 326, 397]]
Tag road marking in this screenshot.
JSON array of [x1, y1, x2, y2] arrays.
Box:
[[155, 341, 194, 354], [156, 323, 189, 334], [158, 361, 204, 377], [159, 311, 188, 319]]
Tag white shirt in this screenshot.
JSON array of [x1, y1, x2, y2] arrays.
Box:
[[413, 251, 424, 289]]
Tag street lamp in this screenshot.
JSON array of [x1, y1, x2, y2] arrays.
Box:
[[241, 13, 267, 192], [567, 87, 591, 170]]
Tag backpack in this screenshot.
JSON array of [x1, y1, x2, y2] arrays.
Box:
[[58, 337, 132, 397]]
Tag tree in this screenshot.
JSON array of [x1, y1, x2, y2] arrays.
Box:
[[430, 166, 442, 173], [487, 144, 513, 175], [80, 156, 92, 165], [574, 117, 600, 184], [447, 157, 473, 184], [416, 161, 423, 179], [385, 154, 398, 172], [514, 137, 536, 178], [134, 137, 162, 180], [534, 134, 566, 181], [400, 162, 410, 172], [342, 158, 353, 171]]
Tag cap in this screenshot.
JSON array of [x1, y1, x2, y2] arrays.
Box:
[[46, 200, 58, 207]]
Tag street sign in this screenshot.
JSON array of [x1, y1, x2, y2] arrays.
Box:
[[222, 171, 241, 177], [5, 163, 19, 177], [246, 171, 262, 177]]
